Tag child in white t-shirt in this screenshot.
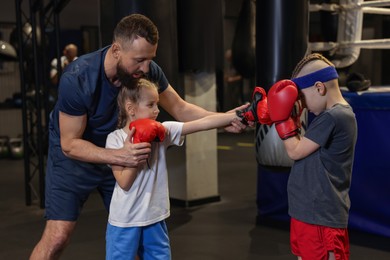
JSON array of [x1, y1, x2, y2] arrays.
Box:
[[105, 78, 241, 260]]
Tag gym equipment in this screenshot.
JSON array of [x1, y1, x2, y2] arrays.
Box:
[[232, 0, 256, 78], [308, 0, 390, 68], [236, 87, 272, 126], [8, 137, 23, 159], [0, 136, 10, 158], [346, 72, 371, 92], [0, 41, 17, 61], [255, 0, 308, 168]]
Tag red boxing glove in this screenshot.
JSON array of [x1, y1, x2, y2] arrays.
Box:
[[268, 80, 300, 139], [236, 87, 272, 125], [129, 118, 166, 143]]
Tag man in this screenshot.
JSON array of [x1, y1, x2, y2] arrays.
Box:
[[30, 14, 247, 259], [50, 43, 78, 85]]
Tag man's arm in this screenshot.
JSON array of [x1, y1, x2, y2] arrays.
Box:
[[59, 111, 151, 167], [158, 85, 213, 121], [159, 84, 247, 132]]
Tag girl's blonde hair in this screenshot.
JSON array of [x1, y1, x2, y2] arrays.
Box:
[[117, 78, 159, 128]]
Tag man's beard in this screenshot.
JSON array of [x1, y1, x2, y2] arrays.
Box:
[[116, 62, 143, 87]]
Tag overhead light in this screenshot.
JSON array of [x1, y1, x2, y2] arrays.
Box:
[[0, 40, 17, 61]]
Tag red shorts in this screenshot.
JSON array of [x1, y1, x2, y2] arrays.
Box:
[[290, 218, 350, 260]]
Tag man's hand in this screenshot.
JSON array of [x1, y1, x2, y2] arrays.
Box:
[[118, 127, 151, 168]]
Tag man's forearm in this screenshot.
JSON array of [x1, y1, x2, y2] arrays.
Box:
[[61, 138, 119, 165], [175, 102, 215, 122]]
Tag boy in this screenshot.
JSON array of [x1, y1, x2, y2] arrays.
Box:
[[268, 53, 357, 260]]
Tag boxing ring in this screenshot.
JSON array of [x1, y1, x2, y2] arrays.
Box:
[[308, 0, 390, 68], [343, 87, 390, 237], [255, 0, 390, 238]]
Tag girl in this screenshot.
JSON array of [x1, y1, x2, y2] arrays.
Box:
[[105, 78, 241, 260]]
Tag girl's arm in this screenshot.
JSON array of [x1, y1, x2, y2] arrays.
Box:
[[111, 165, 139, 191], [181, 113, 238, 136], [159, 84, 248, 133]]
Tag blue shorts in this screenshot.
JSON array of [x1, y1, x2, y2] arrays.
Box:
[[106, 221, 171, 260], [44, 141, 115, 221]]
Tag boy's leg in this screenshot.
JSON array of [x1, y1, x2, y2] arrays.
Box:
[[290, 218, 328, 260], [324, 226, 350, 260], [290, 218, 349, 260]]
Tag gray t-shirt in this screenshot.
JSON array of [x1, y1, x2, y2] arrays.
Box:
[[288, 104, 357, 228]]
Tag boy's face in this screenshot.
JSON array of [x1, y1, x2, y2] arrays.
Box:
[[301, 84, 325, 116]]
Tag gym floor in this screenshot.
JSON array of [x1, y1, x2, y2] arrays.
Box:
[[1, 130, 389, 259]]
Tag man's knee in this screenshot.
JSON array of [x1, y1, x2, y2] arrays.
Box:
[[44, 220, 76, 249], [30, 220, 76, 259]]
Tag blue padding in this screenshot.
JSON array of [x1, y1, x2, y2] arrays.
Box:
[[347, 102, 390, 237], [342, 89, 390, 110], [256, 165, 290, 222]]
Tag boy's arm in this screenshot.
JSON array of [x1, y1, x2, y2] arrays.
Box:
[[283, 136, 320, 161], [111, 165, 139, 191], [268, 80, 320, 160], [268, 80, 300, 140]]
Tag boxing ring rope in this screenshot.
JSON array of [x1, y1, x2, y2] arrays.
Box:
[[308, 0, 390, 68], [310, 0, 390, 11]]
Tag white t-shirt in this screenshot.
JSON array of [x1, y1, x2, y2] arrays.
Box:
[[105, 121, 184, 227]]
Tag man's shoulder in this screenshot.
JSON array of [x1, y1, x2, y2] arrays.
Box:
[[147, 61, 169, 92], [73, 48, 105, 70], [148, 61, 161, 75], [62, 47, 108, 85]]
